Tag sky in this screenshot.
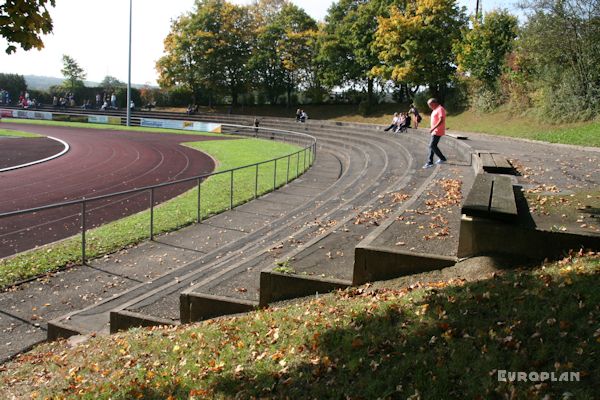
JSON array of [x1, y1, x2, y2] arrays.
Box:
[[0, 0, 520, 86]]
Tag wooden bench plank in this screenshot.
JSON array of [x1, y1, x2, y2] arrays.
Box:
[[489, 175, 518, 221], [479, 152, 496, 168], [462, 174, 494, 218], [490, 154, 513, 170]]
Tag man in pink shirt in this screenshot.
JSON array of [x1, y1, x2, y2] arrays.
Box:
[[423, 98, 447, 168]]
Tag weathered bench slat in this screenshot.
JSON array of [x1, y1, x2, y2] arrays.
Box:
[[490, 154, 513, 170], [490, 175, 518, 221], [462, 174, 494, 218], [479, 152, 496, 168]]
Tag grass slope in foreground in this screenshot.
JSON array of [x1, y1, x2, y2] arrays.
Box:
[[1, 253, 598, 399], [0, 138, 308, 288]]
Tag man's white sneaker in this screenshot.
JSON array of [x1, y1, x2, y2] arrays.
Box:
[[422, 163, 434, 169], [435, 159, 447, 165]]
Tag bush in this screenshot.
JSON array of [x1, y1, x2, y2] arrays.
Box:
[[358, 99, 373, 116]]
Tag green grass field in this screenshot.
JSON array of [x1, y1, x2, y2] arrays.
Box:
[[2, 253, 597, 399], [0, 127, 42, 138], [2, 118, 225, 137], [0, 137, 309, 288]]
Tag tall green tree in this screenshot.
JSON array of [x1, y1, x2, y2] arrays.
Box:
[[373, 0, 467, 100], [454, 10, 519, 89], [518, 0, 600, 118], [249, 1, 317, 105], [275, 4, 318, 106], [158, 0, 253, 106], [156, 15, 204, 104], [319, 0, 402, 106], [100, 75, 125, 93], [0, 73, 27, 102], [60, 54, 86, 92], [0, 0, 55, 54]]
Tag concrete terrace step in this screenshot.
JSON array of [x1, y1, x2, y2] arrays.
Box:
[[47, 147, 344, 338], [48, 122, 473, 339], [110, 128, 408, 328]]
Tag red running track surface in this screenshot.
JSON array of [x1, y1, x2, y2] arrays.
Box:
[[0, 122, 233, 258]]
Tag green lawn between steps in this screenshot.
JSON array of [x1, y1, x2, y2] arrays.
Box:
[[1, 254, 597, 399], [0, 137, 309, 288]]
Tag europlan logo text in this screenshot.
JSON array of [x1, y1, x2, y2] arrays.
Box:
[[497, 370, 580, 382]]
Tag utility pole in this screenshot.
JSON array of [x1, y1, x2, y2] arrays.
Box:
[[475, 0, 481, 20], [126, 0, 132, 127]]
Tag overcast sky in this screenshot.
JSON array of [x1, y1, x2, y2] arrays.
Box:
[[0, 0, 520, 86]]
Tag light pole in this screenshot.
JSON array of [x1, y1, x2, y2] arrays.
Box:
[[126, 0, 132, 126]]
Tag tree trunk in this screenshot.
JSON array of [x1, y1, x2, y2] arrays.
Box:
[[367, 78, 374, 105]]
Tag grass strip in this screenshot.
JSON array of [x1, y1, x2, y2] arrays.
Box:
[[0, 138, 309, 288], [1, 253, 598, 399], [0, 128, 42, 138], [2, 118, 226, 137]]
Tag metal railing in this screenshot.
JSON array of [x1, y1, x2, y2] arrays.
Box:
[[0, 123, 317, 263]]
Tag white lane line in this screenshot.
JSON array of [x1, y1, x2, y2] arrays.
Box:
[[0, 136, 70, 173]]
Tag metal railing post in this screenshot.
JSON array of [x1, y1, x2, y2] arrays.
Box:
[[81, 200, 86, 264], [150, 188, 155, 240], [254, 164, 259, 199], [197, 178, 202, 222], [230, 170, 234, 210], [286, 155, 290, 184], [296, 151, 300, 178], [273, 159, 277, 190], [303, 148, 306, 171]]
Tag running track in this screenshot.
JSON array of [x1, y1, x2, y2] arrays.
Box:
[[0, 122, 232, 258]]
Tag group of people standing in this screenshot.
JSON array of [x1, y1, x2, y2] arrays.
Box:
[[0, 88, 11, 105], [384, 100, 448, 169]]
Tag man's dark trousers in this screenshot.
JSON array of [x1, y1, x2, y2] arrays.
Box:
[[428, 134, 447, 164]]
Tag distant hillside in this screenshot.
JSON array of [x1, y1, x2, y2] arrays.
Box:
[[24, 75, 152, 90]]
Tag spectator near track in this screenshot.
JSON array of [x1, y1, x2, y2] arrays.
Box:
[[300, 110, 308, 123], [409, 103, 421, 129], [384, 112, 399, 132], [422, 98, 447, 169]]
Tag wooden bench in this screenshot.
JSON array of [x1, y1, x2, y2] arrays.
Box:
[[462, 174, 518, 222], [477, 151, 514, 174]]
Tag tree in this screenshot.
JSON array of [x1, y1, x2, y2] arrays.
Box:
[[454, 10, 519, 89], [278, 4, 318, 106], [318, 0, 402, 107], [61, 54, 86, 92], [373, 0, 468, 100], [100, 75, 125, 93], [0, 0, 56, 54], [156, 14, 204, 104], [517, 0, 600, 118], [157, 0, 253, 106], [0, 73, 27, 102]]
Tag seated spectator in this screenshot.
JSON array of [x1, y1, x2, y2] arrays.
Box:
[[100, 100, 108, 111], [300, 110, 308, 123], [384, 112, 400, 132], [394, 113, 407, 133], [186, 104, 195, 115], [295, 108, 302, 122]]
